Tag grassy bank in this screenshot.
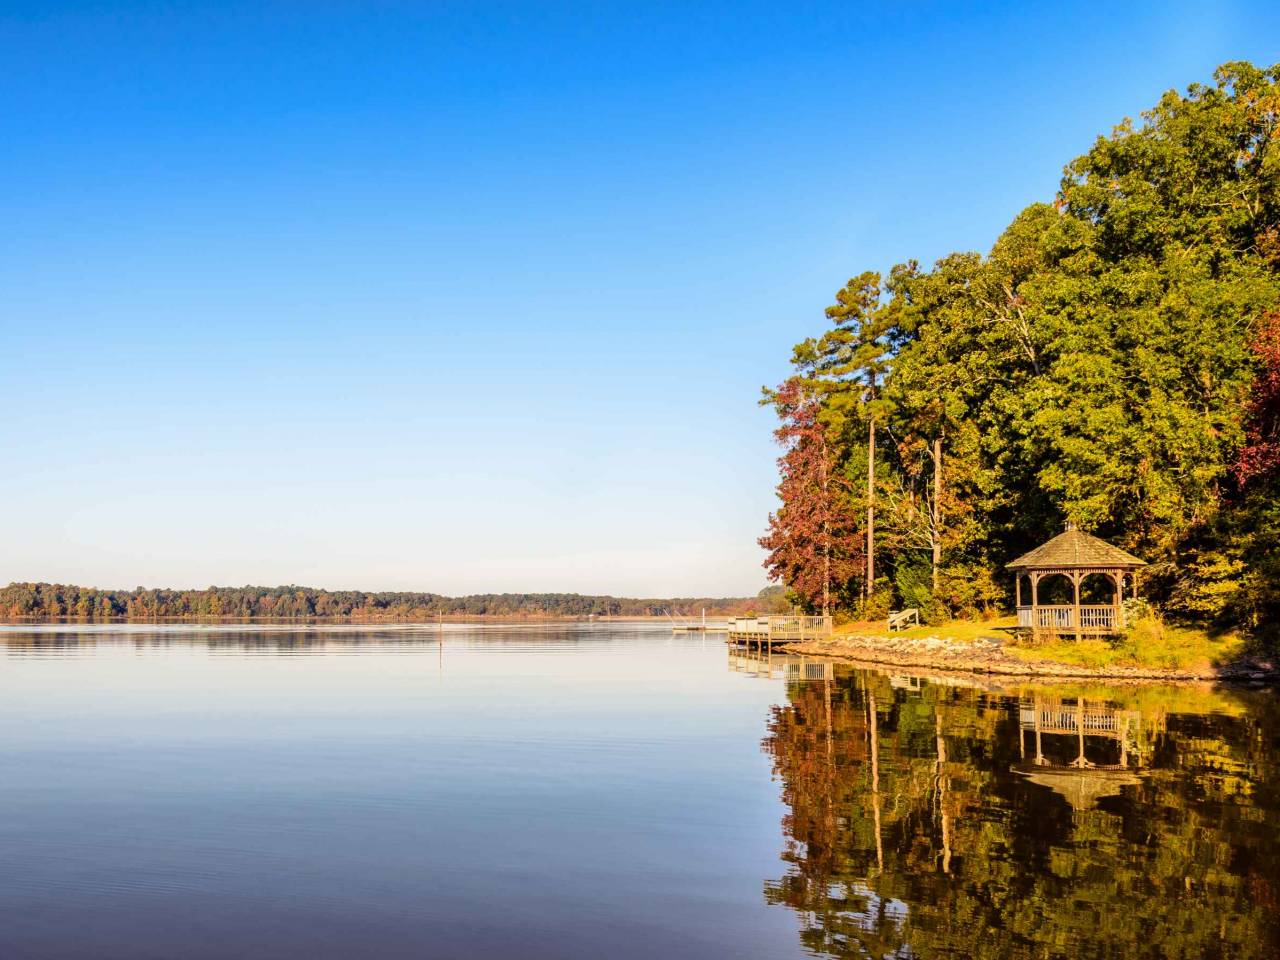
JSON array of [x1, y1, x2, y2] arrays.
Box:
[[833, 617, 1251, 673]]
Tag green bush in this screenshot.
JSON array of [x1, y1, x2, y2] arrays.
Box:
[[858, 579, 894, 622]]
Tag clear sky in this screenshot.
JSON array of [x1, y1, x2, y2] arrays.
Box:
[[3, 2, 1277, 597]]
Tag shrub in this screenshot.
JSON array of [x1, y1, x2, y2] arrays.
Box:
[[1120, 597, 1153, 630], [857, 579, 895, 622]]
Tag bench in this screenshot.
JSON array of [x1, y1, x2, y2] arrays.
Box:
[[887, 608, 920, 631]]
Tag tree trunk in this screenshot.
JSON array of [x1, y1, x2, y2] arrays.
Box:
[[932, 434, 943, 595], [820, 435, 831, 616], [866, 415, 875, 600]]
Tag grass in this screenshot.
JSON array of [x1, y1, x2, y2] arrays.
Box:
[[835, 614, 1248, 672], [835, 616, 1017, 643], [1008, 623, 1247, 672]]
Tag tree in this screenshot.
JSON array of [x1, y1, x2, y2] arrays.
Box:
[[760, 378, 864, 613], [817, 272, 903, 602], [762, 60, 1280, 633], [1238, 310, 1280, 487]]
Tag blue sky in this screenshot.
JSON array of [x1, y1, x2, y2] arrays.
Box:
[[3, 1, 1277, 596]]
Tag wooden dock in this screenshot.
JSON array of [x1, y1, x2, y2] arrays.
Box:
[[670, 609, 728, 633], [725, 615, 832, 646]]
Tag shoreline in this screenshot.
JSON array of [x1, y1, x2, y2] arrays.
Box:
[[783, 635, 1279, 685]]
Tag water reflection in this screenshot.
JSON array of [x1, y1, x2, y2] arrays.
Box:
[[729, 648, 834, 683], [0, 624, 1275, 958], [761, 664, 1280, 958], [0, 624, 810, 959], [0, 622, 611, 656]]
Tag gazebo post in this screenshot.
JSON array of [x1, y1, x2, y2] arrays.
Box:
[[1030, 572, 1040, 636], [1111, 570, 1122, 630], [1072, 571, 1081, 640]]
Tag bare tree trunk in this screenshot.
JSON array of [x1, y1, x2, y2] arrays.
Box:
[[866, 416, 876, 600], [820, 435, 830, 616], [932, 434, 943, 595]]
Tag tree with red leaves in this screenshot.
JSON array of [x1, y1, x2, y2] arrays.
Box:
[[1237, 311, 1280, 489], [759, 378, 863, 613]]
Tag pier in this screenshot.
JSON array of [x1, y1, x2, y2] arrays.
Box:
[[725, 615, 832, 647]]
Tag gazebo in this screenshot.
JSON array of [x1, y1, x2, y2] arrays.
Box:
[[1007, 524, 1145, 637]]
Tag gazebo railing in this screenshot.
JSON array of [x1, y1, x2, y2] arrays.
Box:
[[1017, 605, 1118, 631], [1079, 606, 1118, 630]]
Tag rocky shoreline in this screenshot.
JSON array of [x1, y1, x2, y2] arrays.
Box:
[[783, 634, 1279, 684]]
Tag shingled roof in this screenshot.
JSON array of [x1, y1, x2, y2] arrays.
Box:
[[1007, 526, 1145, 570]]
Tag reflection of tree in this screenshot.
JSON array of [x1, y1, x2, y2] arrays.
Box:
[[763, 670, 1280, 958]]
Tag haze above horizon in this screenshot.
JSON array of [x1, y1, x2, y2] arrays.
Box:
[[4, 1, 1278, 595]]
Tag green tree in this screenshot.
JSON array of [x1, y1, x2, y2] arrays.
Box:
[[764, 60, 1280, 633]]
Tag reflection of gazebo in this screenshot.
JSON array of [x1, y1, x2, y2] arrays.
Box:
[[1013, 764, 1144, 809], [1013, 695, 1146, 808], [1008, 524, 1145, 637]]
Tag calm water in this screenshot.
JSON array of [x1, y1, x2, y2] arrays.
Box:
[[0, 623, 1277, 959]]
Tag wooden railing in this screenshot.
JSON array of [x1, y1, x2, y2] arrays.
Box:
[[1016, 605, 1119, 632], [726, 616, 772, 635], [726, 615, 833, 640], [765, 616, 833, 638], [1079, 606, 1117, 629]]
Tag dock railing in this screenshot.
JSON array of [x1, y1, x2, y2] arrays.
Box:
[[726, 615, 833, 643]]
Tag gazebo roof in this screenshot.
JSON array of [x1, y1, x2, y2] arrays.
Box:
[[1007, 526, 1145, 571]]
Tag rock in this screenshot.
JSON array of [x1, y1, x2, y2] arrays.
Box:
[[786, 635, 1276, 686]]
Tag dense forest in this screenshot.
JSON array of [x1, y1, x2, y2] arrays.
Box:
[[762, 61, 1280, 636], [0, 583, 763, 621]]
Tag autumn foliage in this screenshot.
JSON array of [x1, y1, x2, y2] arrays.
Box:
[[759, 378, 863, 612], [1237, 310, 1280, 488]]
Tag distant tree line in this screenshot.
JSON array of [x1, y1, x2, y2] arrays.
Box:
[[762, 61, 1280, 637], [0, 583, 767, 620]]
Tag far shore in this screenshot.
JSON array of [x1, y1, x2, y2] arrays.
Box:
[[0, 616, 691, 632]]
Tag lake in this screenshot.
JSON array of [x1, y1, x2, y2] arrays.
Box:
[[0, 623, 1276, 959]]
